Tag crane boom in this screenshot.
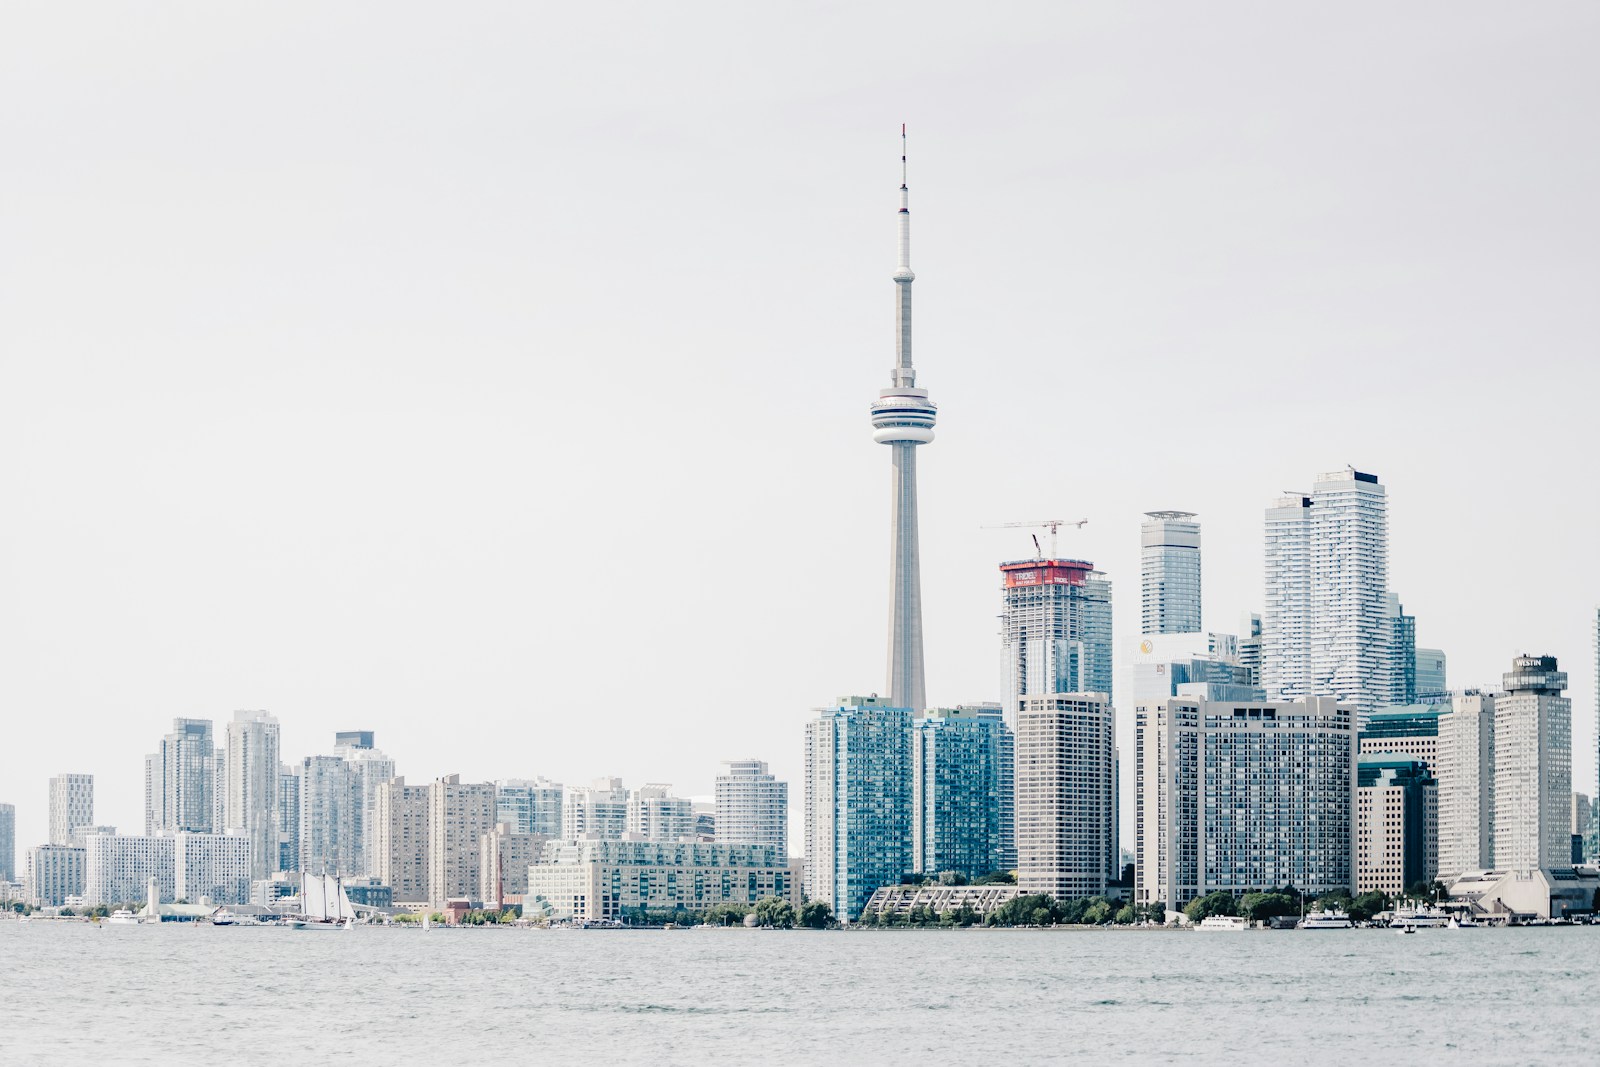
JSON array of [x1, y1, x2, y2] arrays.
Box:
[[980, 518, 1089, 559]]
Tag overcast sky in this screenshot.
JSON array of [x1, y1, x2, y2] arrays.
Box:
[[3, 2, 1597, 857]]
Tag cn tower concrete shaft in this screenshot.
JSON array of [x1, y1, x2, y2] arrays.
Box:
[[869, 127, 935, 712]]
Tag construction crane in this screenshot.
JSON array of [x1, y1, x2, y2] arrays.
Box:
[[981, 519, 1088, 560]]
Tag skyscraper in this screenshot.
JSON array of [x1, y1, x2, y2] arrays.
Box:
[[1436, 690, 1495, 878], [1263, 469, 1392, 712], [0, 803, 13, 883], [278, 765, 301, 873], [804, 696, 912, 922], [714, 761, 787, 856], [912, 707, 1010, 879], [999, 558, 1113, 729], [1415, 648, 1449, 703], [427, 774, 497, 907], [1356, 758, 1436, 894], [330, 731, 396, 877], [374, 777, 429, 904], [224, 711, 281, 881], [870, 128, 936, 713], [299, 755, 361, 876], [1016, 694, 1115, 899], [48, 774, 94, 847], [145, 718, 216, 836], [1140, 511, 1201, 635], [1490, 655, 1571, 871]]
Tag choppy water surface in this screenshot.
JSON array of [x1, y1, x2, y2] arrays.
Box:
[[2, 922, 1595, 1064]]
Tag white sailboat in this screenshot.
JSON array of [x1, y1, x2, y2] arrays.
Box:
[[288, 872, 357, 930]]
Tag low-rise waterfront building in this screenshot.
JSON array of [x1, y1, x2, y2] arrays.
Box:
[[524, 840, 801, 922], [860, 882, 1023, 920], [1449, 866, 1600, 921]]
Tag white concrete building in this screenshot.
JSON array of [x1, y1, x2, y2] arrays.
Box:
[[525, 840, 801, 922], [1136, 697, 1357, 908], [225, 711, 281, 881], [427, 775, 496, 907], [563, 778, 629, 840], [1016, 693, 1115, 900], [1140, 511, 1201, 635], [1491, 656, 1571, 871], [48, 773, 94, 847], [174, 832, 251, 905], [25, 844, 85, 907], [496, 778, 564, 838], [1264, 469, 1393, 713], [374, 777, 429, 904], [625, 784, 695, 842], [84, 833, 176, 907], [714, 760, 787, 856], [1437, 691, 1496, 879]]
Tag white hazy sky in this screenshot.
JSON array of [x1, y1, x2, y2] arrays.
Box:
[[3, 2, 1597, 858]]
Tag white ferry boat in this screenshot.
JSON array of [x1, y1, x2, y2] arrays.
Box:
[[105, 909, 141, 926], [1297, 909, 1352, 930], [1196, 915, 1249, 932], [1389, 907, 1449, 929]]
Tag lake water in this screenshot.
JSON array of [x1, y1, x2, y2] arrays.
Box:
[[2, 921, 1595, 1064]]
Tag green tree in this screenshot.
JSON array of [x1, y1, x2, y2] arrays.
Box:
[[1349, 891, 1390, 923], [1114, 904, 1138, 924], [753, 896, 795, 929], [1083, 899, 1113, 925], [798, 900, 834, 929], [1183, 891, 1239, 923], [973, 871, 1017, 885]]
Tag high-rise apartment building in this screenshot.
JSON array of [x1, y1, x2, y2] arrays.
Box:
[[427, 774, 497, 907], [277, 766, 301, 873], [1016, 694, 1115, 899], [1264, 469, 1393, 712], [872, 128, 937, 713], [48, 774, 94, 847], [1140, 511, 1201, 635], [626, 784, 695, 842], [299, 755, 361, 876], [1356, 758, 1436, 894], [804, 696, 912, 922], [1490, 655, 1571, 871], [563, 778, 629, 840], [496, 778, 564, 839], [1436, 691, 1495, 878], [999, 558, 1113, 729], [714, 761, 788, 856], [1386, 595, 1417, 705], [1136, 697, 1356, 908], [912, 707, 1011, 879], [331, 731, 396, 878], [174, 832, 252, 905], [225, 711, 281, 881], [0, 803, 13, 883], [25, 845, 85, 907], [84, 833, 176, 907], [478, 824, 547, 906], [145, 719, 216, 835], [374, 777, 429, 904]]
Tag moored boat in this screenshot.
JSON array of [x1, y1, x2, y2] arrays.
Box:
[[1297, 909, 1352, 930], [1197, 915, 1249, 932]]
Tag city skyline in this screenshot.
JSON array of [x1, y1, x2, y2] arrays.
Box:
[[3, 5, 1599, 860]]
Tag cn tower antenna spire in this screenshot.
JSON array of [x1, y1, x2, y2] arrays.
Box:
[[871, 123, 936, 713]]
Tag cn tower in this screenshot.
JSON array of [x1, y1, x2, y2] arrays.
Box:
[[870, 126, 936, 712]]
